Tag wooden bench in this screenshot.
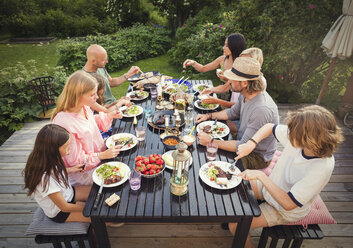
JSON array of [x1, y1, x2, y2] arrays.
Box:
[[258, 224, 324, 248], [35, 225, 96, 248]]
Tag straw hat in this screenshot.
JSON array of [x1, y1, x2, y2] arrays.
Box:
[[224, 57, 261, 81]]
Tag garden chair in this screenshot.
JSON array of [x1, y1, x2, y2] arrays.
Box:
[[29, 76, 56, 118]]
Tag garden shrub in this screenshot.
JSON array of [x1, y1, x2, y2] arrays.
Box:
[[57, 24, 171, 73], [169, 1, 346, 107], [0, 62, 68, 142]]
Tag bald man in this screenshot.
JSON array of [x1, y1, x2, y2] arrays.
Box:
[[83, 44, 141, 112]]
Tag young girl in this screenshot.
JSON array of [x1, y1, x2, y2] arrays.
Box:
[[229, 105, 343, 248], [51, 70, 122, 185], [24, 124, 90, 223]]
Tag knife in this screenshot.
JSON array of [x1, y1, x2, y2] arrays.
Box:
[[211, 118, 224, 141], [121, 137, 134, 149], [93, 179, 104, 210]]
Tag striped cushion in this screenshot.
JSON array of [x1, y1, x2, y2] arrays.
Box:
[[25, 208, 90, 236], [286, 195, 336, 227]]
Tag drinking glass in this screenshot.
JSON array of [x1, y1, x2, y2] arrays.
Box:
[[186, 93, 194, 110], [129, 170, 141, 190], [184, 111, 193, 133], [150, 86, 157, 99], [135, 126, 146, 141], [145, 106, 152, 118], [175, 92, 186, 114], [206, 142, 218, 161]]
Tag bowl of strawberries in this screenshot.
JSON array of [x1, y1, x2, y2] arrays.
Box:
[[135, 154, 165, 178]]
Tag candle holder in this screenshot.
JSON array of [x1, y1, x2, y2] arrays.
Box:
[[170, 142, 191, 195]]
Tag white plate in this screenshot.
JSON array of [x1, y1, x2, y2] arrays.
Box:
[[194, 100, 219, 111], [105, 133, 138, 151], [127, 91, 149, 101], [198, 93, 217, 100], [199, 161, 242, 190], [193, 84, 210, 93], [162, 150, 193, 170], [196, 121, 230, 139], [92, 161, 130, 188], [120, 105, 144, 117]]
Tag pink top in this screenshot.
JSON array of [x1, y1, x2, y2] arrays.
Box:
[[52, 105, 112, 185]]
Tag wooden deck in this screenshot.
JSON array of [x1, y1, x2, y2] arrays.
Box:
[[0, 104, 352, 248]]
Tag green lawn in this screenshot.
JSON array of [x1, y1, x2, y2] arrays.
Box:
[[110, 54, 183, 99], [0, 40, 60, 74]]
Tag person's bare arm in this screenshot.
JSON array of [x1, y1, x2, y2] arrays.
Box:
[[90, 102, 109, 113], [202, 81, 231, 95], [183, 56, 224, 73], [202, 97, 235, 108], [49, 192, 84, 213], [109, 66, 141, 88]]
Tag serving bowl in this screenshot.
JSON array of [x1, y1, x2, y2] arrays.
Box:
[[162, 135, 181, 150], [182, 135, 195, 146]]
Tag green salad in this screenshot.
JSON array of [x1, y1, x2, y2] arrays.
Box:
[[198, 85, 208, 92], [96, 163, 125, 180], [126, 105, 140, 115], [200, 102, 217, 109]]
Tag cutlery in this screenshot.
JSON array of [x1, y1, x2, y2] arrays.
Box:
[[211, 118, 224, 141], [176, 76, 184, 85], [179, 76, 190, 85], [189, 126, 195, 136], [121, 137, 134, 149], [228, 161, 238, 175], [93, 179, 104, 210]]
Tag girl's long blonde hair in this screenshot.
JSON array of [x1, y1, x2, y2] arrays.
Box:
[[52, 70, 98, 120]]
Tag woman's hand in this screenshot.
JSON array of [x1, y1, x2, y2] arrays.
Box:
[[201, 87, 213, 95], [234, 141, 256, 160], [66, 164, 84, 174], [197, 131, 212, 146], [195, 114, 208, 124], [107, 110, 123, 120], [202, 97, 218, 104], [99, 145, 121, 160], [237, 169, 265, 181], [183, 59, 196, 68]]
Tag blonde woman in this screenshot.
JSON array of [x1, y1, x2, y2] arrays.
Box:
[[202, 47, 266, 108], [52, 70, 122, 185], [228, 105, 343, 248]]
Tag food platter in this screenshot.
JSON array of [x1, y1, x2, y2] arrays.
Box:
[[120, 105, 144, 117], [128, 71, 162, 82], [194, 100, 219, 111], [193, 84, 210, 93], [199, 161, 241, 190], [135, 154, 165, 178], [105, 133, 138, 151], [162, 150, 193, 170], [163, 79, 191, 94], [126, 90, 149, 101], [92, 161, 130, 188], [196, 120, 230, 139], [147, 110, 185, 130]]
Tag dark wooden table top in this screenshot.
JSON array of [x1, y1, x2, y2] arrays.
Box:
[[83, 80, 260, 223]]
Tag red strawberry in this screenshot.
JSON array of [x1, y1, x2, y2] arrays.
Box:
[[136, 155, 143, 161], [151, 164, 157, 170], [136, 161, 143, 167]]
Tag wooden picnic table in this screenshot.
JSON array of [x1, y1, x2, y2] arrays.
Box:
[[83, 80, 261, 248]]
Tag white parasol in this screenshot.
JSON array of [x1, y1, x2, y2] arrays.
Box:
[[316, 0, 353, 104]]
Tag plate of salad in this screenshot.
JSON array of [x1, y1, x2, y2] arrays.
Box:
[[194, 100, 219, 111], [193, 84, 210, 93], [196, 121, 230, 139], [127, 90, 149, 101], [199, 161, 241, 189], [92, 161, 130, 187], [120, 105, 144, 117], [105, 133, 138, 151]]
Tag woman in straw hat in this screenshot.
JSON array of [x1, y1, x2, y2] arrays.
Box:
[[196, 57, 279, 170]]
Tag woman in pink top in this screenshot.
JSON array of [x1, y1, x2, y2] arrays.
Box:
[[52, 70, 122, 185]]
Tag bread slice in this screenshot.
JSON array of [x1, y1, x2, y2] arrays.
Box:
[[105, 193, 120, 206]]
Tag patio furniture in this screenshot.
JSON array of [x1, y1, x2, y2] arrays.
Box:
[[28, 76, 56, 118], [83, 80, 261, 248], [26, 207, 96, 248], [258, 224, 323, 248]]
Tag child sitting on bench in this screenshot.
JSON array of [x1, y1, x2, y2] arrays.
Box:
[[229, 105, 343, 248]]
